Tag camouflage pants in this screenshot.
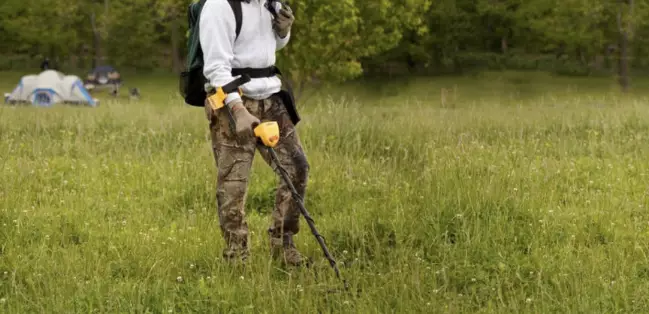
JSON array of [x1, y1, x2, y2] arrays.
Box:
[[205, 94, 309, 259]]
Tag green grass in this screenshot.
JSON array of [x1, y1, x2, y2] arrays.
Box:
[[2, 70, 649, 313]]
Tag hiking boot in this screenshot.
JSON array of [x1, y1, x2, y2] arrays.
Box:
[[269, 232, 308, 267]]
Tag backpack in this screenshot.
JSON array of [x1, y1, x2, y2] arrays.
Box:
[[179, 0, 244, 107]]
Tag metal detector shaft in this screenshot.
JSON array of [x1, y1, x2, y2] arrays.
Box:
[[266, 146, 344, 281]]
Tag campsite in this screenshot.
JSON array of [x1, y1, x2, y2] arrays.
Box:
[[3, 64, 137, 107], [3, 1, 649, 313], [4, 70, 98, 107]]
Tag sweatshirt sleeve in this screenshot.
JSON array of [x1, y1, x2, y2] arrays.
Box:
[[199, 0, 241, 105], [275, 31, 290, 51]]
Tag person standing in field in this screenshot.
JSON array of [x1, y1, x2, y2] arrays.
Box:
[[40, 57, 50, 71], [199, 0, 309, 266]]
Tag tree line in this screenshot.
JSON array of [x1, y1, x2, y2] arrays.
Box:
[[0, 0, 646, 91]]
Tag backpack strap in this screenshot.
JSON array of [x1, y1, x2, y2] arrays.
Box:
[[189, 0, 206, 30], [264, 0, 280, 18], [227, 0, 243, 40]]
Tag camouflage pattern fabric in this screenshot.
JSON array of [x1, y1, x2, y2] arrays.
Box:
[[205, 95, 309, 264]]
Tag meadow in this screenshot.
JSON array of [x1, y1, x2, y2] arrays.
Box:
[[2, 70, 649, 313]]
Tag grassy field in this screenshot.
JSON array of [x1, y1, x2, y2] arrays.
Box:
[[2, 70, 649, 313]]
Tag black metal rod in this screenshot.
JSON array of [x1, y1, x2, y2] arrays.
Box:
[[266, 146, 345, 283]]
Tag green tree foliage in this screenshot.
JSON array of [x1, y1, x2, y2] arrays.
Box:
[[277, 0, 430, 95], [1, 0, 649, 90], [0, 0, 83, 58]]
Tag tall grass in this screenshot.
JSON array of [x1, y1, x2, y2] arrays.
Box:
[[1, 71, 649, 313]]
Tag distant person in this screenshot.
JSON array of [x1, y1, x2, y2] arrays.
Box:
[[110, 85, 119, 97], [129, 88, 140, 101], [200, 0, 306, 266], [40, 58, 50, 71]]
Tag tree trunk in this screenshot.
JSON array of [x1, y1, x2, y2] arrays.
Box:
[[617, 0, 633, 92], [555, 42, 566, 60], [90, 1, 110, 69], [170, 19, 182, 74], [618, 34, 629, 92], [90, 12, 101, 68], [406, 54, 416, 73], [576, 46, 588, 67], [594, 54, 604, 71], [501, 36, 508, 54]]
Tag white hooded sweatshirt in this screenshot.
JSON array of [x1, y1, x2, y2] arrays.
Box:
[[199, 0, 290, 105]]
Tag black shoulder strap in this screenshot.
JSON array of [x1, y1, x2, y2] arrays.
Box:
[[227, 0, 243, 40]]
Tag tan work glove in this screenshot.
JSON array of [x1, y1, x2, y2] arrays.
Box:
[[230, 101, 260, 138], [273, 5, 294, 38]]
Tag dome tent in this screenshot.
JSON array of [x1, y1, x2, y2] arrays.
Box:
[[4, 70, 98, 107]]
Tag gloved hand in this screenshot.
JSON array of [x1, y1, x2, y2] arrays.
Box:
[[273, 5, 294, 38], [230, 101, 260, 138]]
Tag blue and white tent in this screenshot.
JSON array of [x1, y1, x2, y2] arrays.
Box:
[[4, 70, 98, 107]]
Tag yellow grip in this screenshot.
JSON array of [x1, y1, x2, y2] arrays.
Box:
[[206, 87, 243, 111], [254, 121, 280, 148]]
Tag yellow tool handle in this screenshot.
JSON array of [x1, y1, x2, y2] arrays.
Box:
[[206, 87, 244, 111], [205, 74, 251, 111], [254, 121, 280, 148]]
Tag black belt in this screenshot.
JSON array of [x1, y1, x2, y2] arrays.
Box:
[[231, 66, 281, 78]]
